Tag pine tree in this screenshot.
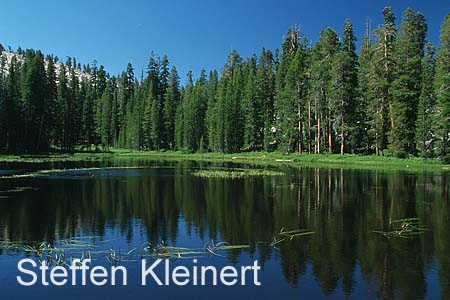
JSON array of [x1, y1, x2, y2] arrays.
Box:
[[355, 25, 372, 154], [57, 65, 69, 149], [310, 28, 340, 153], [158, 55, 170, 148], [2, 55, 21, 152], [68, 68, 81, 147], [368, 7, 397, 155], [20, 50, 49, 151], [434, 14, 450, 162], [82, 75, 95, 147], [142, 85, 155, 149], [0, 51, 7, 150], [205, 70, 219, 151], [94, 65, 107, 147], [118, 63, 134, 146], [416, 43, 436, 157], [278, 38, 310, 153], [339, 19, 358, 153], [242, 56, 257, 151], [181, 71, 195, 151], [100, 82, 113, 149], [390, 8, 427, 157], [175, 87, 186, 150], [183, 69, 208, 152], [110, 76, 119, 145], [163, 66, 180, 149], [46, 56, 58, 146], [220, 50, 244, 153], [255, 49, 275, 151]]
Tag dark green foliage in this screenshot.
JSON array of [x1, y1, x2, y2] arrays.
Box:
[[310, 27, 340, 153], [20, 50, 50, 151], [277, 35, 310, 153], [256, 49, 276, 151], [1, 55, 21, 152], [416, 43, 436, 158], [117, 63, 135, 146], [367, 7, 397, 155], [355, 31, 372, 154], [163, 67, 180, 149], [242, 56, 258, 151], [205, 70, 219, 151], [330, 52, 354, 154], [435, 14, 450, 162], [390, 8, 427, 157], [100, 82, 113, 148]]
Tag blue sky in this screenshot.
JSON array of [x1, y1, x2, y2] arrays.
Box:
[[1, 0, 449, 81]]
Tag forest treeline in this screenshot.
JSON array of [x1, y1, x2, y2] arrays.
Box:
[[0, 7, 449, 160]]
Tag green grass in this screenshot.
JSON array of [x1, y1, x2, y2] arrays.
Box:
[[0, 149, 448, 172]]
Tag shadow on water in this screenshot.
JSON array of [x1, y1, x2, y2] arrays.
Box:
[[0, 159, 449, 300]]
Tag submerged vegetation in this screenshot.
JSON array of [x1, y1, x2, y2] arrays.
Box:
[[192, 168, 284, 179], [374, 218, 429, 238], [0, 238, 251, 267], [270, 228, 315, 249]]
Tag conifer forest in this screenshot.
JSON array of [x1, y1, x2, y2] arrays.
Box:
[[0, 7, 449, 161]]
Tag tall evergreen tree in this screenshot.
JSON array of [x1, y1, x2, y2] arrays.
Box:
[[355, 25, 373, 154], [278, 38, 310, 153], [339, 19, 358, 153], [255, 49, 276, 151], [390, 8, 427, 157], [434, 14, 450, 162], [242, 56, 258, 151], [0, 52, 7, 150], [100, 82, 113, 148], [205, 70, 219, 151], [330, 52, 354, 154], [310, 28, 340, 153], [20, 50, 49, 151], [416, 43, 436, 157], [163, 66, 180, 149], [1, 55, 21, 152], [368, 7, 397, 155], [118, 63, 135, 146], [57, 65, 70, 149], [68, 67, 81, 146], [46, 56, 58, 146]]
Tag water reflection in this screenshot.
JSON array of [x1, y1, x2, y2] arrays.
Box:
[[0, 161, 448, 300]]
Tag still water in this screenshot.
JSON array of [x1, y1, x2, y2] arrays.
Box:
[[0, 159, 448, 300]]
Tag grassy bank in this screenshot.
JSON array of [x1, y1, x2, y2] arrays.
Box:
[[0, 149, 448, 172]]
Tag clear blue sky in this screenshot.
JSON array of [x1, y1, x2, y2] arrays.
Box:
[[1, 0, 449, 81]]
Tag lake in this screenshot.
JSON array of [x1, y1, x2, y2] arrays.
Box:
[[0, 159, 449, 300]]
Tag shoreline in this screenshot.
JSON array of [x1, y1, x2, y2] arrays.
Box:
[[0, 150, 448, 173]]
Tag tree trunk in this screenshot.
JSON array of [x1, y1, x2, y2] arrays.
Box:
[[328, 121, 332, 153], [384, 34, 395, 130], [308, 100, 312, 154], [341, 100, 345, 155], [316, 95, 321, 154], [298, 82, 303, 153]]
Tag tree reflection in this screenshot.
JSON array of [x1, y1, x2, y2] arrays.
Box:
[[0, 161, 448, 299]]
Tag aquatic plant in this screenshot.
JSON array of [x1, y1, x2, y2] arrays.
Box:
[[192, 169, 284, 179], [269, 228, 315, 250], [0, 238, 250, 268], [373, 218, 429, 238]]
